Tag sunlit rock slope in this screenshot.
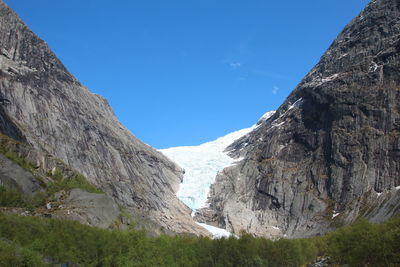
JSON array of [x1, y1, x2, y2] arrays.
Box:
[[0, 0, 208, 236]]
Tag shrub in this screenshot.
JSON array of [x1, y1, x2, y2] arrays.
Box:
[[327, 217, 400, 266], [46, 173, 103, 195], [0, 240, 46, 266], [0, 141, 35, 172], [0, 211, 398, 266], [0, 185, 27, 207]]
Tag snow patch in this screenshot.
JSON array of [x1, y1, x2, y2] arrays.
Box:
[[196, 223, 232, 239], [254, 110, 276, 129], [305, 74, 340, 87], [259, 110, 276, 122], [287, 97, 303, 111], [268, 99, 301, 130], [321, 74, 339, 83], [270, 121, 285, 129], [332, 212, 340, 219], [230, 157, 245, 165], [396, 186, 400, 190], [370, 61, 379, 72]]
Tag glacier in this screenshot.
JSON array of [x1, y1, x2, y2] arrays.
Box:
[[160, 111, 275, 238]]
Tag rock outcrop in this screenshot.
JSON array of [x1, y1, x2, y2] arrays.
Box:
[[0, 0, 208, 236], [0, 153, 42, 195], [52, 188, 120, 229], [196, 0, 400, 238]]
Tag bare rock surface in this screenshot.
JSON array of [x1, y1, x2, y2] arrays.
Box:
[[0, 153, 42, 195], [0, 0, 208, 236], [52, 188, 120, 229], [196, 0, 400, 238]]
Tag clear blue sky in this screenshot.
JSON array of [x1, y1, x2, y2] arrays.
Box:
[[5, 0, 370, 148]]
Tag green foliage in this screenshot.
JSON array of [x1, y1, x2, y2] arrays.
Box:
[[46, 167, 103, 194], [0, 185, 46, 211], [46, 173, 103, 195], [326, 217, 400, 266], [0, 173, 102, 211], [47, 168, 64, 181], [0, 240, 46, 267], [0, 148, 35, 173], [0, 139, 102, 209], [0, 135, 35, 172], [0, 212, 398, 266], [112, 206, 137, 230], [31, 173, 104, 209], [0, 185, 26, 207]]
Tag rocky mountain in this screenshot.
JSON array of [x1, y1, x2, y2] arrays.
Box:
[[159, 111, 275, 238], [0, 0, 208, 236], [160, 111, 275, 213], [196, 0, 400, 238]]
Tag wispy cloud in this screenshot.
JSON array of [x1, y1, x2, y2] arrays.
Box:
[[272, 86, 279, 95], [229, 62, 241, 69]]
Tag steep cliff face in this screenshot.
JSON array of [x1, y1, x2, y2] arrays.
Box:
[[196, 0, 400, 238], [0, 0, 208, 235]]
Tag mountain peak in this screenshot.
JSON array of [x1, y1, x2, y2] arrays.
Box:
[[197, 0, 400, 238]]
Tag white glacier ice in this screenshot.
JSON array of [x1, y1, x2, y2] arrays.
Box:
[[160, 126, 254, 213], [159, 111, 275, 238], [195, 223, 232, 239]]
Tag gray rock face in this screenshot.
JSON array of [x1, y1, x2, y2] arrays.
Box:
[[196, 0, 400, 238], [0, 153, 42, 195], [52, 189, 120, 229], [0, 1, 208, 236]]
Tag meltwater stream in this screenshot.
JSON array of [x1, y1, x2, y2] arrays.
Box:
[[160, 111, 274, 238]]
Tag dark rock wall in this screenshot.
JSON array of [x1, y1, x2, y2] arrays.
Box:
[[197, 0, 400, 238]]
